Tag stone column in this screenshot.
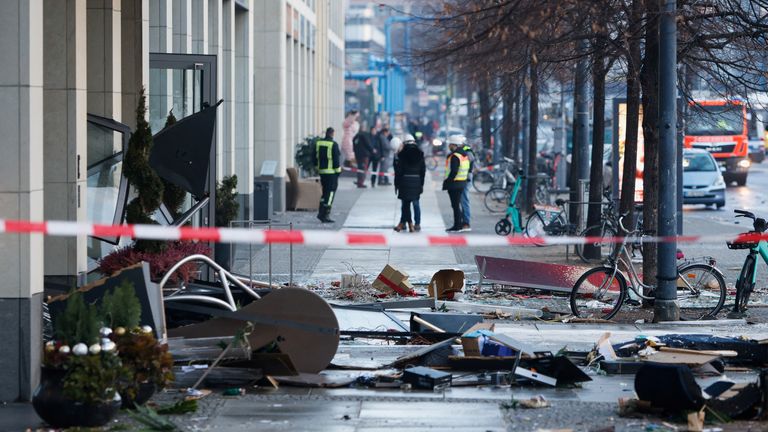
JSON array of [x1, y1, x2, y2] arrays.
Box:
[[254, 0, 287, 211], [43, 0, 88, 281], [0, 0, 45, 402], [208, 0, 224, 179], [190, 0, 208, 54], [221, 0, 236, 178], [149, 0, 172, 132], [234, 5, 254, 219], [122, 0, 149, 130], [87, 0, 122, 122], [172, 0, 192, 53]]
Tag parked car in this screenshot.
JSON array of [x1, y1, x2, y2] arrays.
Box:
[[682, 148, 726, 208], [748, 139, 765, 163]]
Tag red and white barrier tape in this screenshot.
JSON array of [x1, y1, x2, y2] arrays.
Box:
[[342, 166, 395, 177], [0, 218, 763, 248]]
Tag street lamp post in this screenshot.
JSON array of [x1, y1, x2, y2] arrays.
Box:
[[655, 0, 681, 321]]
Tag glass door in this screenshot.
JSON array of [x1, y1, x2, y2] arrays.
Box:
[[148, 53, 217, 228]]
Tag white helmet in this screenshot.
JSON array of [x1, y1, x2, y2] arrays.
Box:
[[390, 136, 403, 152], [402, 133, 416, 143], [446, 134, 466, 146]]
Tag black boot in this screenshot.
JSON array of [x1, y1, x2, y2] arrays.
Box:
[[318, 205, 335, 223], [371, 174, 376, 187]]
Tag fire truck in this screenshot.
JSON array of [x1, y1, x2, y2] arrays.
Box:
[[684, 100, 750, 185]]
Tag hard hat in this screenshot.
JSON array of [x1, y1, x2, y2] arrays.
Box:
[[390, 136, 403, 151], [414, 131, 423, 138], [403, 133, 416, 143], [446, 134, 466, 146]]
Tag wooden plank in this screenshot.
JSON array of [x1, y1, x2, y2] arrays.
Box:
[[641, 351, 720, 366], [658, 346, 738, 358]]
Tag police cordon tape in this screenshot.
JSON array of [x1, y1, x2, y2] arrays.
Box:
[[0, 218, 763, 247]]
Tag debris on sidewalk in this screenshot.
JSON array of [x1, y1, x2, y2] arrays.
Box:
[[371, 264, 416, 296], [402, 366, 452, 390], [428, 269, 465, 300]]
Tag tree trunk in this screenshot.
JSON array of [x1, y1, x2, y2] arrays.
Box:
[[479, 82, 493, 151], [640, 0, 660, 292], [526, 57, 539, 213], [502, 86, 516, 158], [512, 83, 522, 163], [619, 0, 644, 229], [584, 49, 608, 259]]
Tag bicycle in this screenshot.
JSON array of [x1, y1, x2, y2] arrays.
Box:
[[576, 192, 623, 264], [570, 216, 726, 320], [726, 209, 768, 317], [484, 171, 552, 212], [474, 158, 515, 193], [493, 171, 567, 241]]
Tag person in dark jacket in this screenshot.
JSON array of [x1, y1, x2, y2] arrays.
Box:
[[353, 126, 376, 188], [377, 127, 393, 185], [393, 135, 425, 232], [442, 138, 470, 232], [314, 127, 341, 223]]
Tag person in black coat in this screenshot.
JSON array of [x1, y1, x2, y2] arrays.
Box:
[[353, 126, 376, 188], [393, 134, 426, 232]]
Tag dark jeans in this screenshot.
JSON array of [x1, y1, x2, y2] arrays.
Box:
[[320, 174, 339, 208], [369, 159, 381, 185], [399, 200, 413, 224], [356, 157, 369, 185], [412, 199, 421, 225], [448, 189, 465, 229]]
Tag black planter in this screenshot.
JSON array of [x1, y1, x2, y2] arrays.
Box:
[[120, 381, 157, 409], [32, 367, 121, 428]]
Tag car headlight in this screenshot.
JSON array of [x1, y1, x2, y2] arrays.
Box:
[[432, 139, 442, 147], [712, 177, 726, 188], [738, 159, 751, 168]]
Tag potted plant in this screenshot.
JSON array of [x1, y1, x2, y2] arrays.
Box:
[[98, 89, 210, 283], [214, 175, 240, 270], [295, 136, 320, 177], [101, 280, 174, 408], [33, 292, 123, 428]]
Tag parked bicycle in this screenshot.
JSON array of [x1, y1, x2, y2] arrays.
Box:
[[570, 216, 726, 320], [726, 209, 768, 318], [484, 173, 553, 212], [474, 158, 515, 193]]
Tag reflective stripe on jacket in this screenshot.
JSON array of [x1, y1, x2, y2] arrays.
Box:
[[445, 153, 470, 181], [316, 140, 341, 174]]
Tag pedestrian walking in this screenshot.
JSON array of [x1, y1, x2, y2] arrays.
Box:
[[353, 126, 376, 188], [341, 111, 359, 164], [453, 135, 475, 232], [314, 127, 341, 223], [443, 137, 470, 232], [393, 135, 425, 233], [376, 127, 393, 185], [369, 127, 383, 187]]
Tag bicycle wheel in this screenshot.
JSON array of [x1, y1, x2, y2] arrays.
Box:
[[676, 263, 726, 320], [575, 225, 617, 264], [484, 188, 510, 213], [570, 267, 627, 320], [734, 255, 756, 313], [426, 156, 438, 171], [473, 171, 495, 193], [525, 211, 566, 240]]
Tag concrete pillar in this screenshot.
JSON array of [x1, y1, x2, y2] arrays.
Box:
[[87, 0, 122, 122], [190, 0, 208, 54], [221, 0, 236, 178], [172, 0, 192, 53], [234, 5, 254, 219], [0, 0, 45, 401], [43, 0, 88, 280], [121, 0, 149, 130], [149, 0, 172, 133], [208, 0, 224, 180], [254, 0, 287, 211]]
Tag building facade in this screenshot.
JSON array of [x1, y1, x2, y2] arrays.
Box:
[[0, 0, 344, 401]]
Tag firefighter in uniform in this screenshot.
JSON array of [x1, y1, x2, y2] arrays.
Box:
[[442, 137, 470, 232], [315, 127, 341, 223]]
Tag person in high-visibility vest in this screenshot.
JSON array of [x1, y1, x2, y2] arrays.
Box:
[[442, 137, 470, 232], [453, 135, 475, 232], [314, 127, 341, 223]]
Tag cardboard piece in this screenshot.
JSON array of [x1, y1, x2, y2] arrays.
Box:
[[427, 269, 465, 300], [371, 264, 415, 296]]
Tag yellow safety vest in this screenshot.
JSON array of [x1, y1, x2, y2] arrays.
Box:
[[316, 140, 340, 174], [445, 153, 470, 181]]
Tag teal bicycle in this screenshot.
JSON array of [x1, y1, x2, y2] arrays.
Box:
[[726, 209, 768, 317]]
